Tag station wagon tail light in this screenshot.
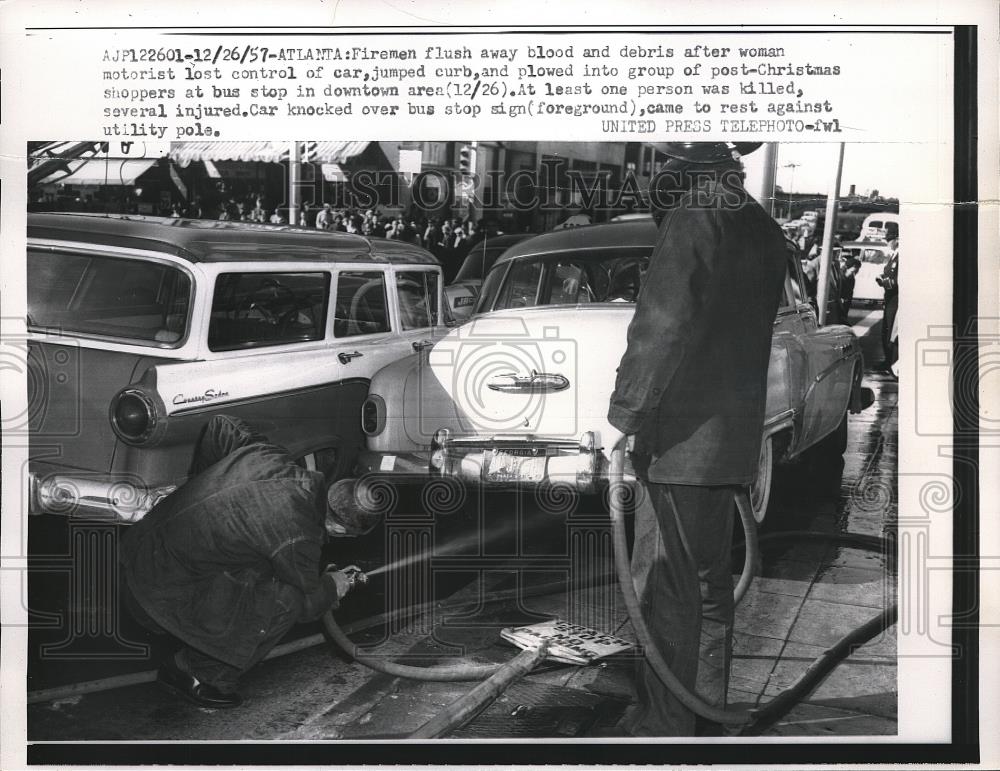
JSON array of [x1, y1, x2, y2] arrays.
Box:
[[361, 395, 386, 436], [111, 388, 158, 444]]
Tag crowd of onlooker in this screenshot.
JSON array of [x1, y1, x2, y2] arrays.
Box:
[[174, 191, 511, 280]]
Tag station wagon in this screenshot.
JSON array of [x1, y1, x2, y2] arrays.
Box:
[[26, 213, 446, 523]]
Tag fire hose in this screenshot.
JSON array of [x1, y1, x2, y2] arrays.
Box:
[[323, 443, 897, 737]]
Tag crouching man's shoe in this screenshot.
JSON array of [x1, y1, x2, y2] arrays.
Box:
[[157, 656, 243, 708]]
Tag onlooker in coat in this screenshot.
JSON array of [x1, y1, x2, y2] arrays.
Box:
[[839, 246, 861, 314], [878, 237, 899, 371], [315, 203, 334, 231]]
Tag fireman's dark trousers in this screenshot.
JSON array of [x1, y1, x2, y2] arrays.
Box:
[[123, 578, 304, 693], [626, 481, 736, 736]]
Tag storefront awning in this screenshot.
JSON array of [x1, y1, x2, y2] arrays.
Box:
[[41, 158, 158, 186], [169, 141, 369, 168], [321, 163, 346, 182]]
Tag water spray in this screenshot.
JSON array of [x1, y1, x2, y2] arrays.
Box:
[[363, 515, 552, 578]]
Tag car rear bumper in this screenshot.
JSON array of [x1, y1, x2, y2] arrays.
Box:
[[27, 468, 177, 523], [358, 432, 631, 494]]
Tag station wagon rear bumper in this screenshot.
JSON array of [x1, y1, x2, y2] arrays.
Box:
[[27, 468, 177, 523]]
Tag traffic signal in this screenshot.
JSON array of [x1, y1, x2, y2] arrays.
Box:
[[458, 144, 472, 176]]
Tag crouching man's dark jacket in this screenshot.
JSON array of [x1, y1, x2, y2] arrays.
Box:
[[608, 174, 787, 486], [120, 415, 337, 668]]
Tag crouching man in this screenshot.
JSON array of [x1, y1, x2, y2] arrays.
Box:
[[119, 415, 377, 708]]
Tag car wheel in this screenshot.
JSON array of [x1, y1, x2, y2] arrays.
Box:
[[803, 409, 849, 497], [749, 436, 774, 526]]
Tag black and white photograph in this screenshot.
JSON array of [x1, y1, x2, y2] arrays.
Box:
[[1, 4, 996, 770], [18, 138, 904, 739]]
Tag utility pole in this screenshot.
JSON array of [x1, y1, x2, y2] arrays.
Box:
[[749, 143, 779, 218], [816, 143, 845, 326], [782, 162, 799, 217], [288, 141, 301, 226]]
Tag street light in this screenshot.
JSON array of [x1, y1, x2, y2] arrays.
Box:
[[782, 162, 799, 194], [780, 162, 799, 220]]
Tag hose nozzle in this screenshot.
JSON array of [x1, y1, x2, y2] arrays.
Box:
[[342, 565, 369, 591]]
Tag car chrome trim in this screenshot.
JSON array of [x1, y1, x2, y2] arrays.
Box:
[[166, 377, 371, 416], [428, 431, 607, 493], [487, 370, 570, 393], [28, 471, 176, 524], [361, 394, 387, 436], [110, 387, 158, 444]]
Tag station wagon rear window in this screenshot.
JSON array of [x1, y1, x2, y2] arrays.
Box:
[[208, 271, 329, 351], [28, 249, 192, 346]]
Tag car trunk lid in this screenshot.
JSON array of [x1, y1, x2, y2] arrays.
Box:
[[425, 306, 633, 447]]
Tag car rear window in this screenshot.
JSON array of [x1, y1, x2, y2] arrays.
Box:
[[454, 246, 507, 283], [496, 259, 544, 309], [487, 249, 651, 312], [28, 249, 192, 346], [860, 248, 891, 264], [208, 271, 329, 351], [474, 262, 507, 315]]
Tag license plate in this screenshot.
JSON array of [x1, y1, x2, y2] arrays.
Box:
[[485, 451, 547, 483]]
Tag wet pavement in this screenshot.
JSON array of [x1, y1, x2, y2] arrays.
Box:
[[26, 308, 897, 741]]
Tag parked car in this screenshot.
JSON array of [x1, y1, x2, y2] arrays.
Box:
[[348, 220, 872, 525], [444, 233, 535, 323], [839, 240, 894, 306], [26, 213, 447, 523], [858, 212, 899, 242]]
